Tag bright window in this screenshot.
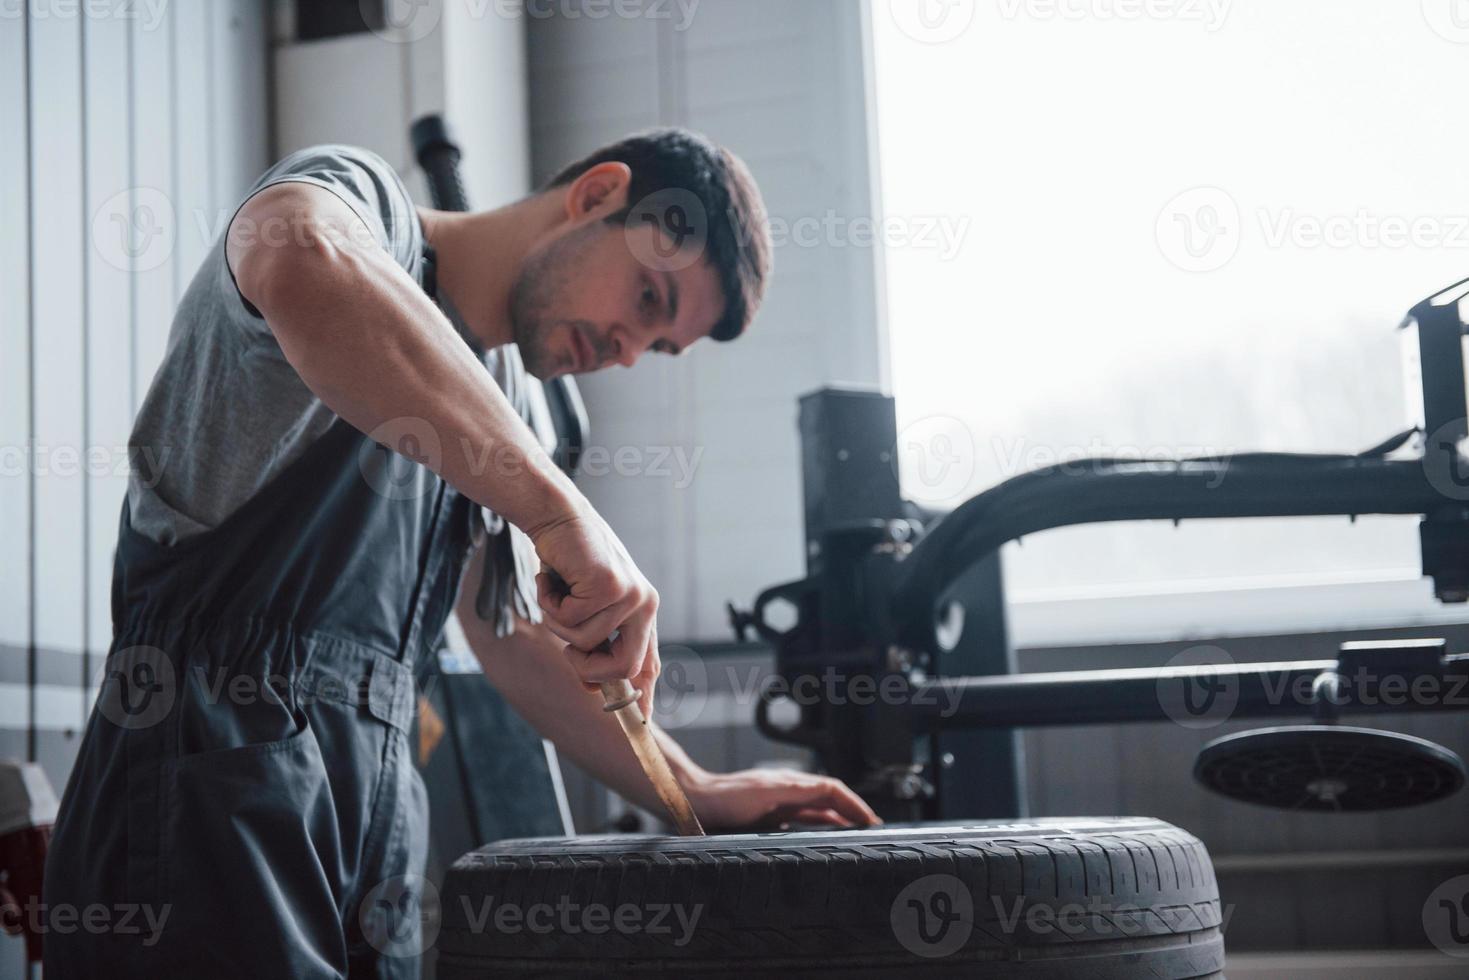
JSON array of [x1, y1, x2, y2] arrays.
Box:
[[870, 1, 1469, 636]]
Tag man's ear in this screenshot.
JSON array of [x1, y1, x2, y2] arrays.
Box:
[[564, 161, 633, 221]]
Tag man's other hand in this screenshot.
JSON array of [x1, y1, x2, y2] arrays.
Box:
[[682, 768, 883, 832]]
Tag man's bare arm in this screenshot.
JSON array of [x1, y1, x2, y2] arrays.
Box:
[[228, 182, 577, 536], [453, 545, 693, 816], [229, 182, 662, 693], [455, 539, 880, 830]]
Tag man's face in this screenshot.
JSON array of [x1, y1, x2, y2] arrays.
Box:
[[508, 213, 726, 380]]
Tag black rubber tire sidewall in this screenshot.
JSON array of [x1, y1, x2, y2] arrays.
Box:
[[437, 817, 1224, 978]]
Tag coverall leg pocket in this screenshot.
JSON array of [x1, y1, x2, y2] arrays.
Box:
[[159, 715, 348, 980]]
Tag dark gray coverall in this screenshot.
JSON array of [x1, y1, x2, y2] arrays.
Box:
[[45, 247, 476, 978]]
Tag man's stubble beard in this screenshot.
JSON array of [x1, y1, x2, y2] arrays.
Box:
[[508, 221, 607, 380]]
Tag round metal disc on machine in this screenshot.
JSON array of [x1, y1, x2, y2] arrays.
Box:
[[1194, 725, 1466, 812]]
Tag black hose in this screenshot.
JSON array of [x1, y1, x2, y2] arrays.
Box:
[[411, 115, 470, 213]]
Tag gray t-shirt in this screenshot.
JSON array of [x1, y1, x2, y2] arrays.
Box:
[[128, 144, 545, 634]]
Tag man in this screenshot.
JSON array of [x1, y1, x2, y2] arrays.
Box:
[[45, 130, 877, 978]]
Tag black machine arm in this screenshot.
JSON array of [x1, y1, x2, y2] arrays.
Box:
[[891, 281, 1469, 652], [740, 281, 1469, 821], [892, 453, 1450, 652], [910, 647, 1469, 730]]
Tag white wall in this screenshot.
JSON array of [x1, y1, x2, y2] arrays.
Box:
[[272, 0, 531, 209], [0, 4, 270, 975], [442, 0, 532, 205], [527, 0, 888, 641], [1, 0, 270, 747]]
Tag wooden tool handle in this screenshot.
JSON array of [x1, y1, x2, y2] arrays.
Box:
[[599, 679, 706, 837], [540, 569, 704, 836]]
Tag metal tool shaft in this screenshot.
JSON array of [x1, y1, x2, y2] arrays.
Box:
[[599, 679, 705, 837]]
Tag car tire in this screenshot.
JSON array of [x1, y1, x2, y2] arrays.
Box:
[[436, 816, 1224, 978]]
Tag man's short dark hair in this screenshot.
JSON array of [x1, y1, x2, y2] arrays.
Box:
[[543, 128, 772, 342]]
